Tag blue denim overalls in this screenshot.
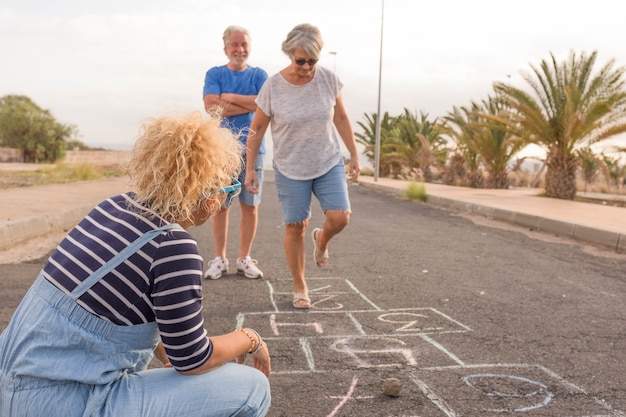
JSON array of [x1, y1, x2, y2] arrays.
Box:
[[0, 224, 270, 417]]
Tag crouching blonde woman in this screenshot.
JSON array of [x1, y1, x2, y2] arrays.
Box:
[[0, 112, 271, 417]]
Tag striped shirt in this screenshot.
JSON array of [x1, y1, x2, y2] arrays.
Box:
[[43, 193, 211, 371]]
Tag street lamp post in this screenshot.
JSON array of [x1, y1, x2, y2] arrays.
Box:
[[374, 0, 385, 182], [329, 51, 337, 73]]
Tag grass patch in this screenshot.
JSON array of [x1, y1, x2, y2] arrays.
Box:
[[405, 181, 427, 201], [0, 163, 127, 189]]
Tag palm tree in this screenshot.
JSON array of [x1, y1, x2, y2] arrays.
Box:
[[493, 50, 626, 199], [355, 111, 398, 177], [444, 104, 485, 188], [599, 151, 626, 189], [442, 152, 469, 186], [356, 110, 448, 179], [577, 147, 600, 192], [479, 97, 528, 188], [387, 109, 448, 181], [446, 97, 526, 188]]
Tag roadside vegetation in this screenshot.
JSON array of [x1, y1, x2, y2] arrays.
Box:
[[356, 50, 626, 199], [2, 50, 626, 200], [0, 95, 84, 164], [404, 182, 427, 202], [0, 163, 127, 189]]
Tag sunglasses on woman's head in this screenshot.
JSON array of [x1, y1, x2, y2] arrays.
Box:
[[200, 179, 242, 208], [219, 179, 242, 208]]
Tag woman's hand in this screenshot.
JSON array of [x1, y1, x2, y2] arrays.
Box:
[[251, 343, 271, 377], [245, 170, 259, 194], [233, 333, 271, 377], [347, 158, 360, 183], [179, 329, 270, 376], [235, 352, 246, 365]]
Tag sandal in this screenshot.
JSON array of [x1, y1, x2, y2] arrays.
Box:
[[311, 228, 329, 267], [293, 292, 311, 309]]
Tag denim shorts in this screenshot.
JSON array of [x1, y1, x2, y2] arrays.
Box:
[[238, 153, 264, 207], [274, 160, 351, 224]]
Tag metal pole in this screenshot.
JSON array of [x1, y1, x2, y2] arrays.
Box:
[[374, 0, 384, 181], [329, 51, 337, 73]]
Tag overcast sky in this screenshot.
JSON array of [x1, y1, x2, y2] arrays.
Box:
[[2, 0, 626, 161]]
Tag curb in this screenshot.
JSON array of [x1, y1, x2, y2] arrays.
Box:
[[1, 179, 624, 255], [358, 181, 626, 254], [0, 204, 93, 252], [425, 194, 625, 253]]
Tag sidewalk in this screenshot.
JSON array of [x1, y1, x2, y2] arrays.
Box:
[[357, 176, 626, 254], [0, 177, 131, 251], [0, 174, 624, 254]]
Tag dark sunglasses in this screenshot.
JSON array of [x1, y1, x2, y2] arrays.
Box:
[[200, 179, 242, 208], [219, 179, 242, 208], [294, 58, 318, 66]]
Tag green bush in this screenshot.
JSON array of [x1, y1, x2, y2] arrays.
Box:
[[0, 163, 126, 189], [405, 181, 427, 202]]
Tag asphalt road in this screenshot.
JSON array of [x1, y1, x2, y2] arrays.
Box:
[[1, 177, 626, 416]]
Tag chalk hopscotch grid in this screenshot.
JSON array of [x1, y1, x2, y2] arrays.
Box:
[[411, 364, 623, 417], [235, 277, 623, 416], [237, 277, 471, 375]]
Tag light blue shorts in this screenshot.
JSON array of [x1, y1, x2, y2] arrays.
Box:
[[239, 153, 264, 207], [273, 160, 351, 224]]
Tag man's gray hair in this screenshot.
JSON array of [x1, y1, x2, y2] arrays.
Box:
[[222, 25, 250, 46]]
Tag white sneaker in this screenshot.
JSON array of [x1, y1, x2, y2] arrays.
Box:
[[204, 257, 229, 280], [237, 256, 264, 279]]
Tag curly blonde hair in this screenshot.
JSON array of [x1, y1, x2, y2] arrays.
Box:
[[128, 111, 243, 223]]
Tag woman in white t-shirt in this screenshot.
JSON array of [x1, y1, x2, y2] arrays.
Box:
[[244, 23, 360, 309]]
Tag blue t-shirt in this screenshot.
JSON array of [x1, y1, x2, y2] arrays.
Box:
[[203, 65, 268, 154]]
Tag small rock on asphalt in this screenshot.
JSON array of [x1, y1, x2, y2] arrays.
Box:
[[382, 377, 402, 397]]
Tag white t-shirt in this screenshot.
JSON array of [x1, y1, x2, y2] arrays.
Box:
[[255, 66, 343, 180]]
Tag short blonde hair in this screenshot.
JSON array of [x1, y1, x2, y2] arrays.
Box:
[[281, 23, 323, 60], [128, 111, 242, 223]]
